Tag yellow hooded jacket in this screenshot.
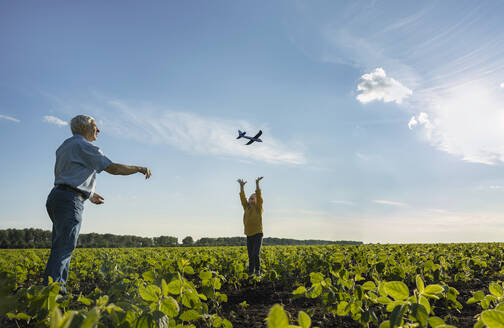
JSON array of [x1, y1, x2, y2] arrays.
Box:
[[240, 188, 263, 236]]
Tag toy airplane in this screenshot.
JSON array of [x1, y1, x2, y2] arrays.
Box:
[[237, 130, 263, 145]]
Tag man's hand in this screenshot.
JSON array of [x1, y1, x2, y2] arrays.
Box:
[[237, 179, 247, 186], [90, 193, 104, 205], [256, 176, 263, 184], [138, 167, 152, 179]]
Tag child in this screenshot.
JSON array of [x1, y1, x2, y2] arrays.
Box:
[[237, 177, 264, 276]]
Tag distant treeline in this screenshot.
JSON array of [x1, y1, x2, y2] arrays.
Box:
[[0, 228, 362, 248], [194, 237, 362, 246]]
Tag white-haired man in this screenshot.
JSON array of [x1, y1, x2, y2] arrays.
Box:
[[43, 114, 151, 294]]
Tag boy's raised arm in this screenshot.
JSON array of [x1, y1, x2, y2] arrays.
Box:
[[255, 176, 263, 207], [238, 179, 248, 209]]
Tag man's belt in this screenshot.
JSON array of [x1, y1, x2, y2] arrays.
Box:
[[55, 184, 88, 199]]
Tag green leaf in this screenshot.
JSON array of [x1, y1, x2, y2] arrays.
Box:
[[387, 300, 406, 313], [379, 321, 390, 328], [161, 279, 169, 297], [96, 295, 109, 307], [390, 305, 406, 328], [160, 297, 179, 318], [267, 304, 289, 328], [377, 296, 392, 304], [482, 297, 492, 310], [424, 284, 444, 296], [362, 281, 377, 291], [58, 310, 76, 328], [139, 284, 161, 302], [213, 316, 223, 327], [222, 319, 233, 328], [7, 312, 31, 321], [167, 280, 182, 295], [77, 294, 92, 306], [336, 301, 349, 316], [199, 271, 212, 281], [490, 282, 504, 298], [474, 319, 486, 328], [416, 275, 425, 293], [105, 304, 123, 314], [292, 286, 306, 295], [81, 307, 100, 328], [481, 310, 504, 328], [184, 266, 195, 275], [135, 314, 152, 328], [468, 291, 485, 304], [428, 316, 446, 327], [153, 311, 170, 328], [298, 311, 311, 328], [179, 310, 201, 322], [142, 270, 156, 283], [378, 282, 387, 296], [310, 272, 324, 284], [307, 284, 322, 298], [50, 308, 62, 328], [411, 303, 428, 327], [419, 295, 431, 314], [213, 278, 222, 290], [384, 281, 409, 301]]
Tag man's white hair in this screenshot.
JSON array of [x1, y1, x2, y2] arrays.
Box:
[[70, 115, 95, 135]]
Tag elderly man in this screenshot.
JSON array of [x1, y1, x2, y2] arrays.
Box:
[[43, 114, 151, 294], [237, 176, 264, 276]]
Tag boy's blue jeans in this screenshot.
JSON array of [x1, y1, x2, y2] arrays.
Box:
[[43, 187, 84, 293], [246, 233, 263, 275]]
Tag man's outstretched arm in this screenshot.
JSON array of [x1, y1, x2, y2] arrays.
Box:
[[105, 163, 151, 179]]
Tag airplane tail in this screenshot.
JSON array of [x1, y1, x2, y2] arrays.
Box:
[[237, 130, 246, 139]]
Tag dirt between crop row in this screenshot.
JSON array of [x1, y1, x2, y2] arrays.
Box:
[[215, 279, 494, 328]]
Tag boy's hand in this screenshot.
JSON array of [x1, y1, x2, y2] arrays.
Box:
[[256, 176, 263, 183], [237, 179, 247, 186]]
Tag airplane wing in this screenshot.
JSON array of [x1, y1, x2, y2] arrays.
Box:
[[252, 130, 262, 139], [246, 139, 254, 145]]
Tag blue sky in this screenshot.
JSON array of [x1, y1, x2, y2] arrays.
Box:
[[2, 1, 504, 243]]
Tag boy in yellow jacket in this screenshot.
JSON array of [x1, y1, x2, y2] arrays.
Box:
[[238, 176, 263, 276]]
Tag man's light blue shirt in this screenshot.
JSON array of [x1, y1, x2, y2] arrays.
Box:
[[54, 134, 112, 198]]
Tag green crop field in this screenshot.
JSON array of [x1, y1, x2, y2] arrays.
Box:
[[1, 244, 504, 328]]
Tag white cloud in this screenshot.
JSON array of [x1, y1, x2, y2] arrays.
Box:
[[409, 112, 434, 139], [408, 116, 418, 129], [356, 68, 413, 104], [329, 200, 355, 206], [373, 199, 408, 207], [0, 114, 20, 123], [290, 2, 504, 166], [43, 115, 68, 127], [93, 99, 306, 165], [413, 83, 504, 165]]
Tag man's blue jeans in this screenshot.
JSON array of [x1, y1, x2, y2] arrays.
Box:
[[246, 233, 263, 275], [43, 187, 84, 293]]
